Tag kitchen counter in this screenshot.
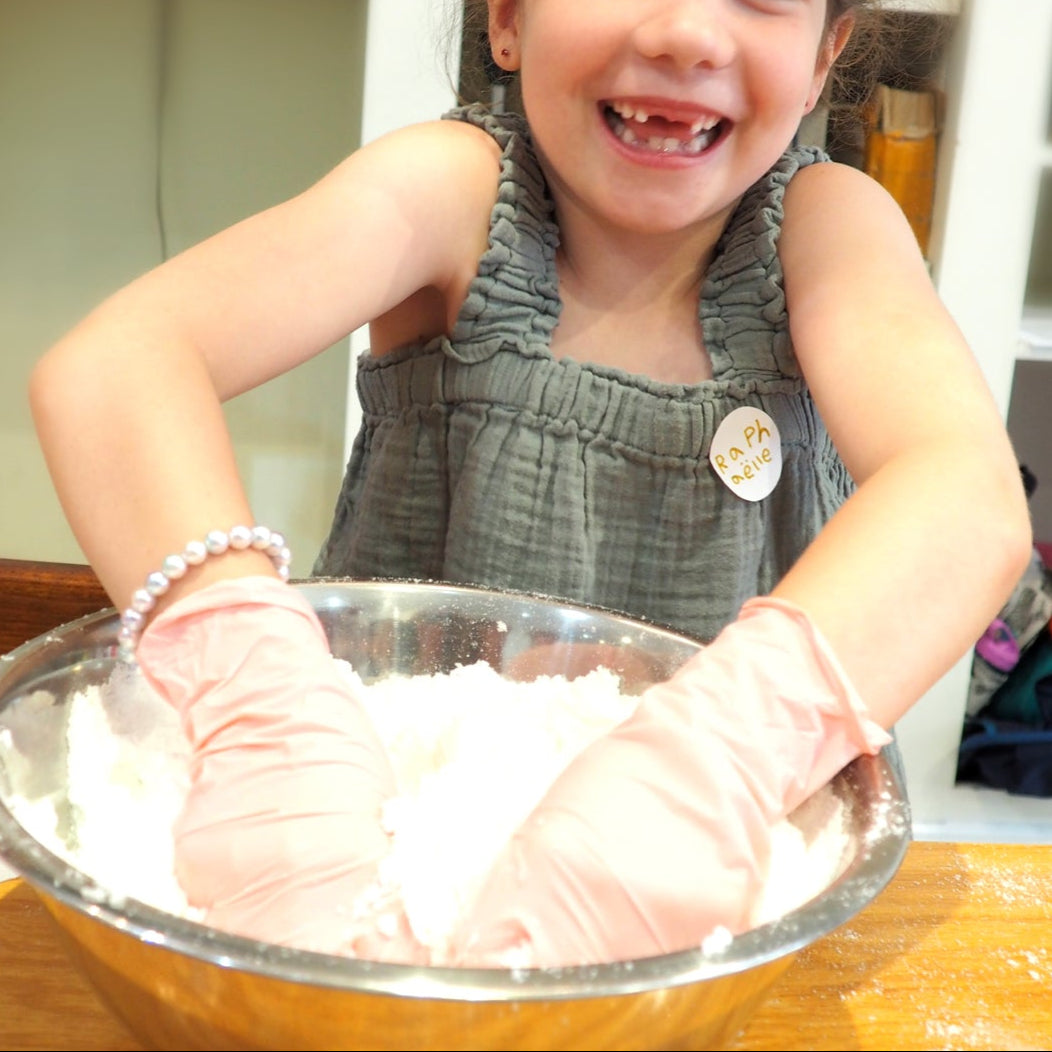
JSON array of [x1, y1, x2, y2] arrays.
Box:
[[731, 840, 1052, 1051], [1, 841, 1050, 1051]]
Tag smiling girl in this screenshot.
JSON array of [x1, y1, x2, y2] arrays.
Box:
[[30, 0, 1030, 965]]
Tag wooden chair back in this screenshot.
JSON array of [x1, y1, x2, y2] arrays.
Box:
[[0, 559, 110, 656]]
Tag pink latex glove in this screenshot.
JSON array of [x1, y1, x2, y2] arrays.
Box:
[[137, 576, 413, 955], [449, 597, 891, 968]]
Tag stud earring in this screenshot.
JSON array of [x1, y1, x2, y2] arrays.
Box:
[[501, 48, 510, 57]]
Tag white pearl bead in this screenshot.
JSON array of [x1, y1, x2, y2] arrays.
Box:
[[162, 554, 187, 579], [251, 526, 272, 550], [205, 530, 230, 555], [131, 588, 156, 614], [183, 540, 208, 565], [228, 525, 253, 550], [145, 571, 170, 597]]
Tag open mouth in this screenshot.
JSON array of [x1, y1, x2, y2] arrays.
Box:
[[602, 101, 726, 157]]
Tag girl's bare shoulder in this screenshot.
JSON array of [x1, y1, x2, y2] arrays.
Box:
[[347, 119, 505, 354], [341, 117, 503, 216], [780, 159, 923, 261]]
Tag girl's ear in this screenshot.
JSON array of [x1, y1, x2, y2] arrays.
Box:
[[487, 0, 522, 72], [804, 13, 856, 114]]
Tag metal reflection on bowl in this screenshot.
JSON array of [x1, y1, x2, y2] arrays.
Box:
[[0, 579, 910, 1051]]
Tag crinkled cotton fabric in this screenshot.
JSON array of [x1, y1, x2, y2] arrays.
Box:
[[314, 105, 853, 643]]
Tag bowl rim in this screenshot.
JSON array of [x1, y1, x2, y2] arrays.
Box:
[[0, 579, 912, 1002]]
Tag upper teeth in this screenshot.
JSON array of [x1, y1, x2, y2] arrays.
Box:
[[610, 101, 719, 135]]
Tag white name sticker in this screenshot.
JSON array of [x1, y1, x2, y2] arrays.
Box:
[[708, 406, 782, 502]]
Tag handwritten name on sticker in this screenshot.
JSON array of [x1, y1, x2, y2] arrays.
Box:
[[708, 406, 782, 502]]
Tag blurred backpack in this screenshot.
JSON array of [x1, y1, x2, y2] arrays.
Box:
[[958, 466, 1052, 796]]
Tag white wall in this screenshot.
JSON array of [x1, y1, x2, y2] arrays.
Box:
[[0, 0, 369, 575], [0, 0, 164, 562], [344, 0, 463, 459]]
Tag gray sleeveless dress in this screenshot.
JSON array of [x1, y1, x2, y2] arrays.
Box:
[[314, 105, 853, 643]]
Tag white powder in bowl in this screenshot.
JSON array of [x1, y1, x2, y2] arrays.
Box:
[[351, 661, 639, 953], [1, 660, 851, 957]]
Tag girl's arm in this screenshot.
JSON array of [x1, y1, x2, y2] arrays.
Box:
[[446, 164, 1034, 969], [778, 160, 1032, 728], [27, 120, 501, 956], [29, 119, 500, 608]]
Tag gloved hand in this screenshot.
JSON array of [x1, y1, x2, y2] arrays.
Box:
[[449, 597, 891, 968], [136, 575, 411, 955]]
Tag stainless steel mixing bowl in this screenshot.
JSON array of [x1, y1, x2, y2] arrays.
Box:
[[0, 579, 910, 1051]]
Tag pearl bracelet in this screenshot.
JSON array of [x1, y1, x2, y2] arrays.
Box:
[[118, 525, 291, 657]]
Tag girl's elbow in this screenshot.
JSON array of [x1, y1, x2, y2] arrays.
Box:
[[1009, 509, 1036, 580], [995, 468, 1037, 595], [28, 347, 70, 431], [28, 350, 58, 428], [28, 340, 89, 444]]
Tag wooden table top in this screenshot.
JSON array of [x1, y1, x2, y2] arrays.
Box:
[[2, 840, 1051, 1051]]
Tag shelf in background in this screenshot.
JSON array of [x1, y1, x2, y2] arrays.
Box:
[[1018, 307, 1052, 362], [912, 781, 1052, 843]]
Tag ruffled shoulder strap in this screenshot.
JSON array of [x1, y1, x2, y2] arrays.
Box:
[[702, 144, 827, 383], [440, 104, 562, 363], [439, 108, 825, 381]]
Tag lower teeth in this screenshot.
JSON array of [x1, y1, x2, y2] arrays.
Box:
[[608, 112, 716, 156]]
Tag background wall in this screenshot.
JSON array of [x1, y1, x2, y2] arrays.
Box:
[[1007, 361, 1052, 547], [0, 0, 368, 574]]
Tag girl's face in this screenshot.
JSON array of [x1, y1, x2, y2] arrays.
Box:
[[488, 0, 851, 238]]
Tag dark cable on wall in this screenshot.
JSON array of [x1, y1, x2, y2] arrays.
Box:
[[153, 0, 171, 261]]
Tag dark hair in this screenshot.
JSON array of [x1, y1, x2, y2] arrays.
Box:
[[830, 0, 871, 17], [457, 2, 506, 108], [825, 5, 954, 165], [827, 1, 887, 103]]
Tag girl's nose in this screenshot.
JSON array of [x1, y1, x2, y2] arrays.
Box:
[[631, 1, 736, 71]]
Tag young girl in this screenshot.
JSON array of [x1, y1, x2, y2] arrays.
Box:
[[30, 0, 1031, 967]]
